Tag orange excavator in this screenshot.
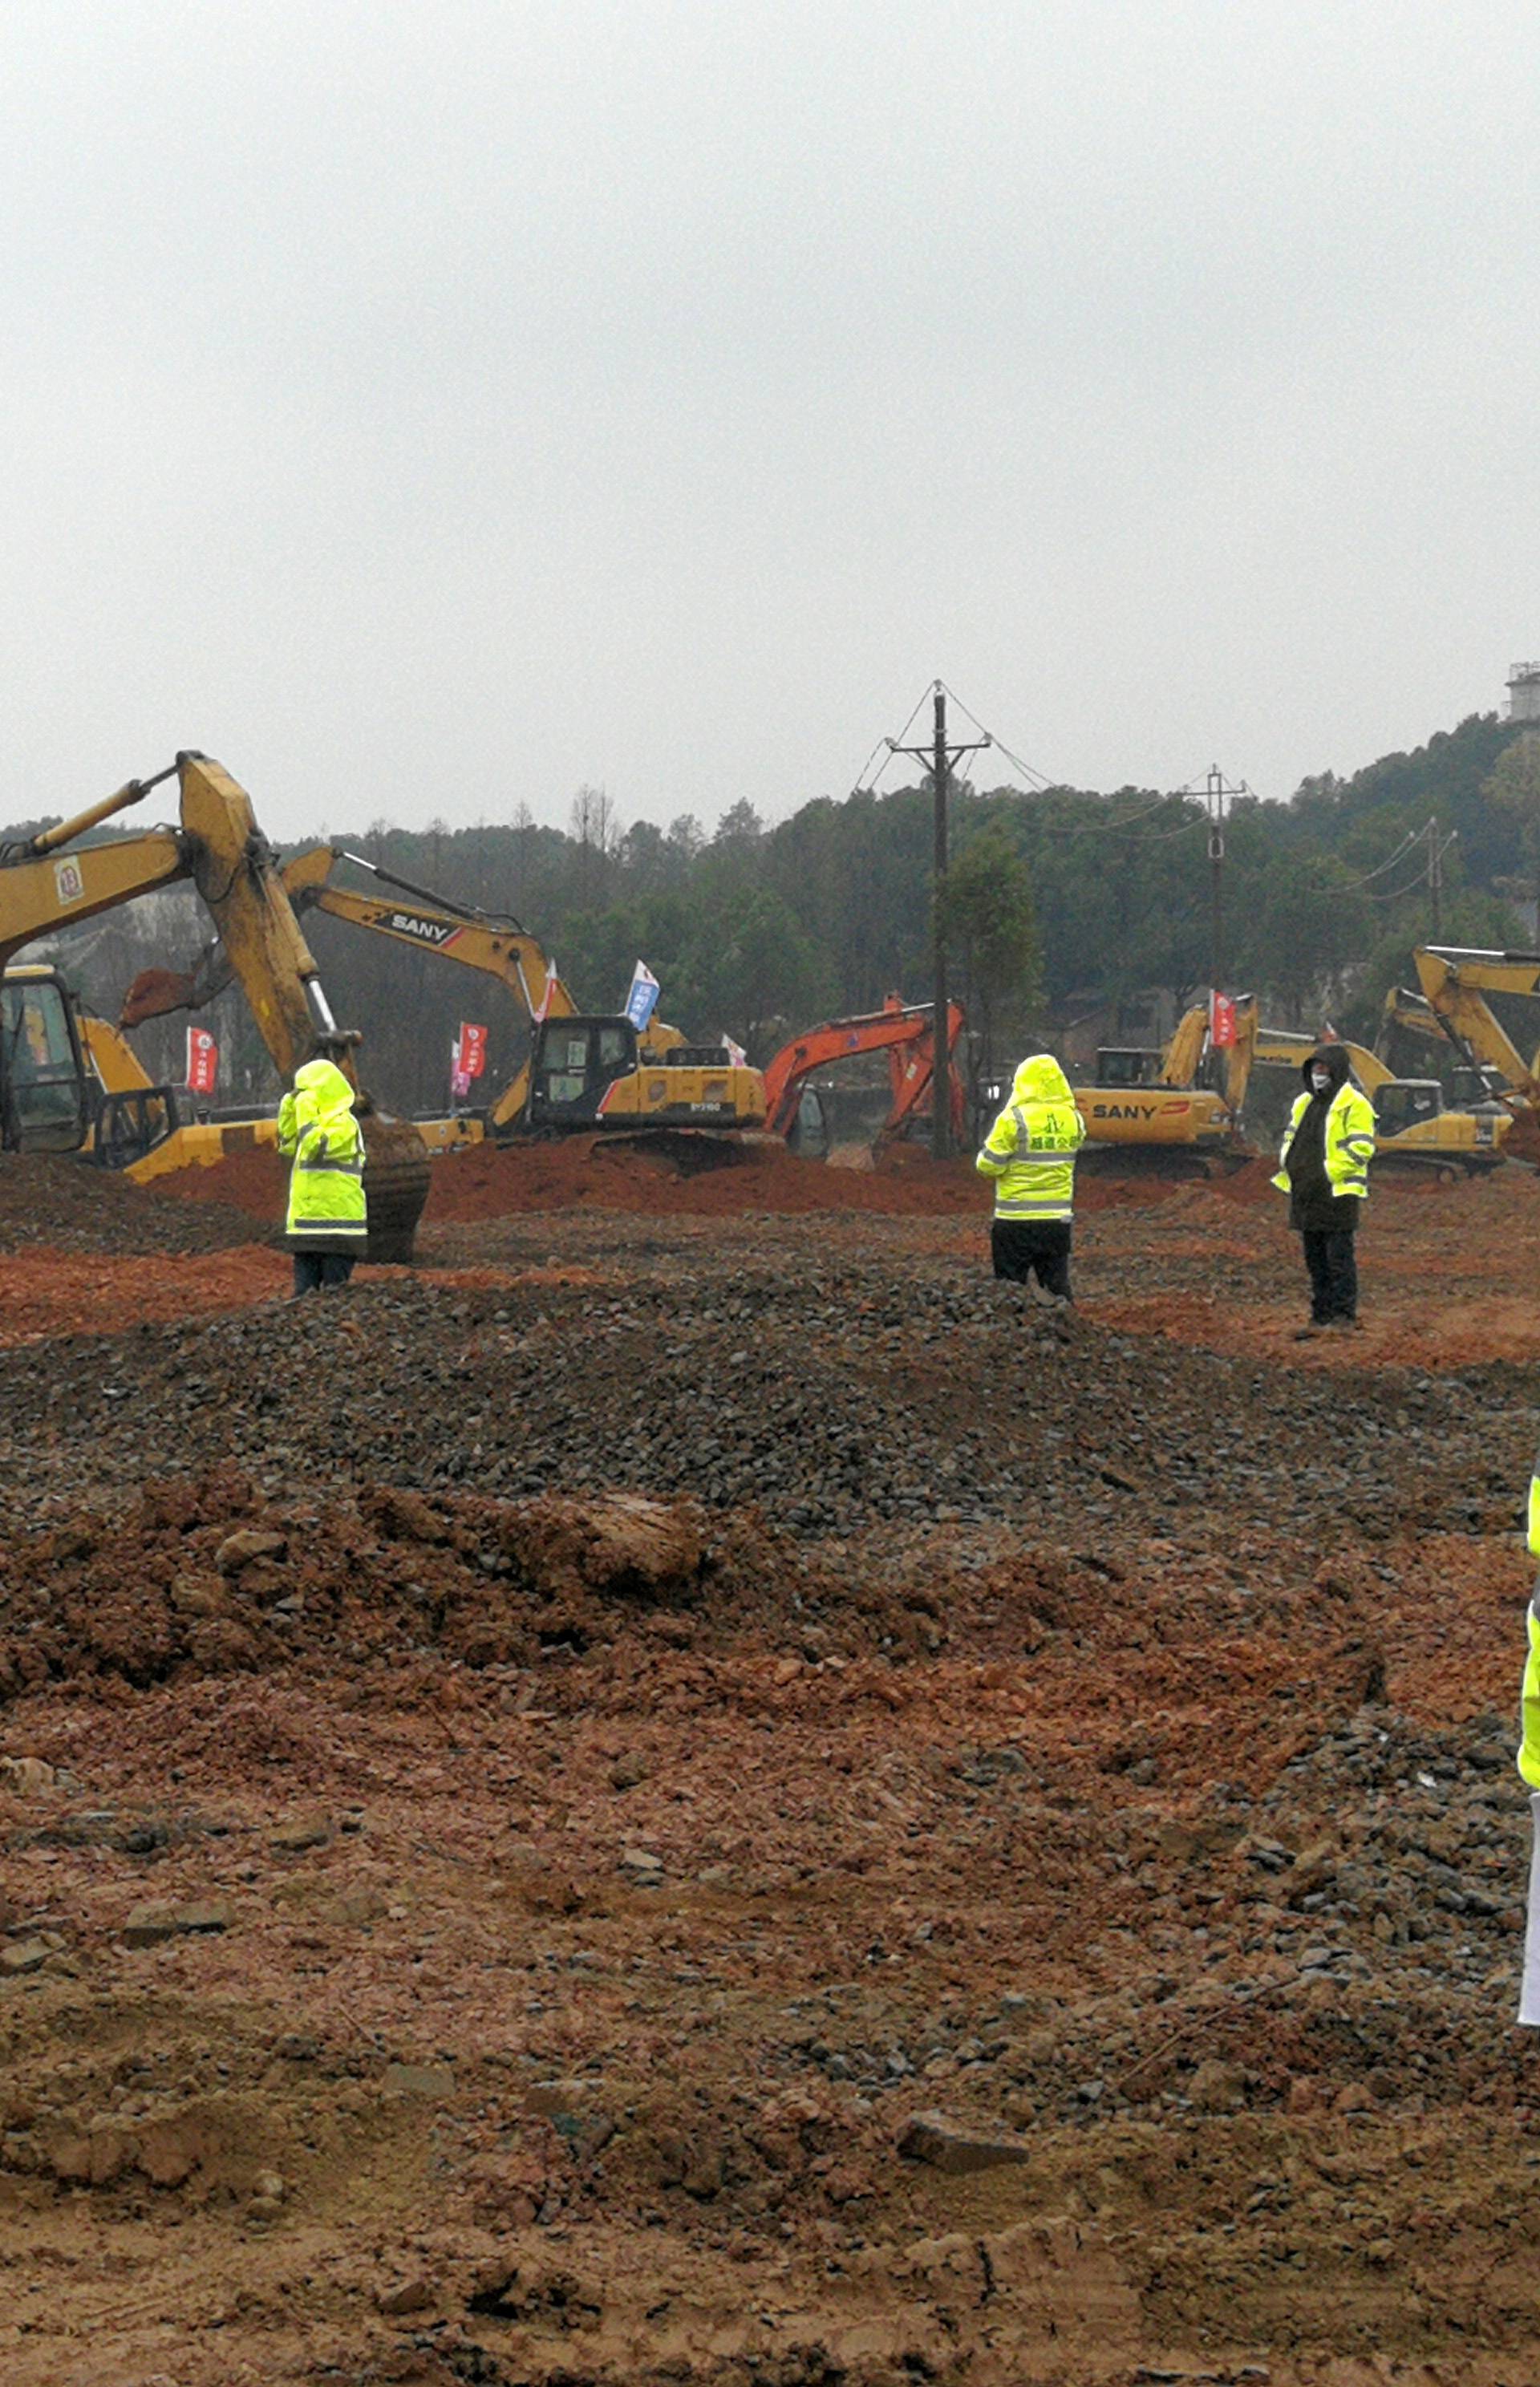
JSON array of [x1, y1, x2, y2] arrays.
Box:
[[760, 997, 967, 1149]]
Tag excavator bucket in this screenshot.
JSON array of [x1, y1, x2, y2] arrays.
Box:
[[359, 1112, 434, 1265]]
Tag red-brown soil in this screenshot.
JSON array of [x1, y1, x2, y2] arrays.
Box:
[[1, 1145, 1538, 2385]]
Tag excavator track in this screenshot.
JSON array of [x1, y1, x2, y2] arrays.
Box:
[[359, 1113, 432, 1265]]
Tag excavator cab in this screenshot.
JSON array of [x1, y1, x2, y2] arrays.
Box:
[[1, 967, 93, 1153], [529, 1016, 641, 1126], [1372, 1079, 1445, 1137], [1093, 1047, 1165, 1089]]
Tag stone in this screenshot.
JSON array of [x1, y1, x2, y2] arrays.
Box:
[[377, 2276, 432, 2316], [122, 1900, 231, 1947], [620, 1848, 664, 1882], [270, 1814, 331, 1853], [0, 1756, 56, 1794], [382, 2061, 456, 2100], [897, 2110, 1033, 2174], [1187, 2059, 1247, 2112], [1, 1938, 54, 1978], [215, 1528, 288, 1574]]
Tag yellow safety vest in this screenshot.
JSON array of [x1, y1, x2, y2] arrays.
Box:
[[976, 1054, 1086, 1225], [1272, 1080, 1376, 1202], [278, 1059, 367, 1247]]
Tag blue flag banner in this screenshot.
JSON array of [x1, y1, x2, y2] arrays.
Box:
[[625, 960, 660, 1030]]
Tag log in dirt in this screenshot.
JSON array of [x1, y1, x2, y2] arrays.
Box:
[[0, 1144, 1537, 2385]]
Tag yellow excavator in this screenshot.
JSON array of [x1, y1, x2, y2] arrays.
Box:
[[0, 755, 431, 1258], [123, 841, 768, 1146], [1068, 1003, 1242, 1165], [1222, 998, 1508, 1176], [1405, 946, 1540, 1161]]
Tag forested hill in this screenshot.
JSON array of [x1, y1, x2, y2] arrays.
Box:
[[9, 707, 1540, 1106]]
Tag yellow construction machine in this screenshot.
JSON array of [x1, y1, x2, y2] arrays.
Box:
[[0, 756, 431, 1258], [1404, 946, 1540, 1161], [1068, 1003, 1242, 1167], [124, 842, 768, 1148], [1222, 999, 1508, 1177]]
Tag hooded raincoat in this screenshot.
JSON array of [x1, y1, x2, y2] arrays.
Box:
[[278, 1059, 367, 1254], [975, 1053, 1086, 1223], [1271, 1043, 1376, 1230], [1522, 1465, 1540, 1789]]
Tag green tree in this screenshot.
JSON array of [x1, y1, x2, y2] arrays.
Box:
[[936, 821, 1041, 1081]]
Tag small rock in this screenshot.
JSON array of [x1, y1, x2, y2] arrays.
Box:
[[897, 2110, 1032, 2174], [121, 1900, 231, 1947], [270, 1814, 331, 1854], [0, 1756, 56, 1794], [377, 2276, 432, 2316], [610, 1756, 646, 1791], [1, 1938, 54, 1978], [215, 1528, 288, 1574], [382, 2061, 456, 2100], [620, 1848, 664, 1882]]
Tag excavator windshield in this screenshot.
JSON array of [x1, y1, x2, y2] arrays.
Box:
[[1, 972, 90, 1150], [530, 1017, 640, 1123]]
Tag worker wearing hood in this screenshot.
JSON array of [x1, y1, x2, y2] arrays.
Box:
[[1271, 1041, 1375, 1335], [278, 1052, 368, 1295], [975, 1052, 1086, 1300]]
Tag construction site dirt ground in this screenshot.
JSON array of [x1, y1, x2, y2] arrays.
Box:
[[2, 1141, 1539, 2386]]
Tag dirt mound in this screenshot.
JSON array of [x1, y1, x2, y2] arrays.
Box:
[[0, 1150, 273, 1257], [422, 1135, 985, 1218]]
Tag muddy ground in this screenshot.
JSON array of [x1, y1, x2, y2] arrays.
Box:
[[1, 1145, 1538, 2385]]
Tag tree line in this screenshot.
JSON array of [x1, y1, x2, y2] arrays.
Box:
[[10, 709, 1540, 1111]]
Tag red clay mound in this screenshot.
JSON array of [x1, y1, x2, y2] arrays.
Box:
[[421, 1135, 984, 1218]]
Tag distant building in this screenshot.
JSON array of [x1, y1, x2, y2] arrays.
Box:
[[1507, 662, 1540, 722]]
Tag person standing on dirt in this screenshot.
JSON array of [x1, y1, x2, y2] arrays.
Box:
[[1271, 1041, 1375, 1338], [278, 1045, 368, 1295], [975, 1052, 1086, 1301]]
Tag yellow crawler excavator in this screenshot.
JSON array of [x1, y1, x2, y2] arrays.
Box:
[[123, 842, 768, 1148], [0, 755, 431, 1258], [1221, 999, 1507, 1177], [1406, 946, 1540, 1161]]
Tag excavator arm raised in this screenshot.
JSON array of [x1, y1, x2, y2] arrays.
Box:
[[2, 756, 428, 1253], [760, 999, 966, 1143]]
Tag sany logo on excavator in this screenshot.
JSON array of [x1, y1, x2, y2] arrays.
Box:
[[1088, 1099, 1191, 1120], [385, 910, 461, 950]]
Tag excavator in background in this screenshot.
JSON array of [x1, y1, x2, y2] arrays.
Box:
[[1408, 946, 1540, 1161], [1068, 1003, 1241, 1168], [122, 842, 768, 1149], [1222, 998, 1508, 1176], [759, 997, 967, 1153], [0, 756, 430, 1258]]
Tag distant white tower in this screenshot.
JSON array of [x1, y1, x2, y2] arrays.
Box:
[[1507, 662, 1540, 722]]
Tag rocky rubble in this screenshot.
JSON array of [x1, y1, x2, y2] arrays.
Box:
[[0, 1179, 1538, 2383]]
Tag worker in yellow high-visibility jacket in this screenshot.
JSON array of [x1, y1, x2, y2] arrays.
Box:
[[278, 1050, 368, 1295], [1271, 1042, 1376, 1338], [975, 1052, 1087, 1302], [1521, 1463, 1540, 1793]]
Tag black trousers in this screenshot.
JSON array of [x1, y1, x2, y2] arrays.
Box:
[[1301, 1228, 1357, 1323], [991, 1219, 1072, 1300], [292, 1251, 358, 1296]]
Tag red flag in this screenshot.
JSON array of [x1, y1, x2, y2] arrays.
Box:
[[458, 1022, 488, 1080], [185, 1026, 218, 1095], [1209, 991, 1236, 1050]]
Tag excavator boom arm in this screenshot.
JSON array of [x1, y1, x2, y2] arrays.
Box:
[[761, 1003, 963, 1140]]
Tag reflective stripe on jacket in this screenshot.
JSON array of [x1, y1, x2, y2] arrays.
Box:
[[1271, 1081, 1376, 1202], [278, 1059, 367, 1245], [975, 1053, 1086, 1224]]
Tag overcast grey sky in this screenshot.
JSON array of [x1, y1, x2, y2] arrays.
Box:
[[6, 0, 1538, 843]]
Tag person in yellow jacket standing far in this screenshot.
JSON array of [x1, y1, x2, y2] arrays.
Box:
[[278, 1047, 369, 1297], [975, 1052, 1087, 1302], [1271, 1042, 1376, 1339]]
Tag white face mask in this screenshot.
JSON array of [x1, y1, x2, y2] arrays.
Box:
[[1310, 1068, 1331, 1093]]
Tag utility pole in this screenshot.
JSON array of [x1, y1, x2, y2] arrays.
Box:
[[888, 684, 990, 1158], [1204, 765, 1246, 997]]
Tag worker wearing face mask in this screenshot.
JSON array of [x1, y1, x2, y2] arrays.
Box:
[[1271, 1042, 1376, 1338]]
